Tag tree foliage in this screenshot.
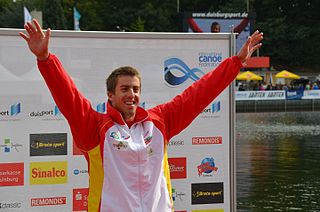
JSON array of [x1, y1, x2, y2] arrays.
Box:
[[0, 0, 319, 71]]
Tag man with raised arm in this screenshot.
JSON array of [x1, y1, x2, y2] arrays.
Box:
[[20, 19, 263, 212]]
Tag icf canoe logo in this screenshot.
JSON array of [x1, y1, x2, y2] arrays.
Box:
[[164, 58, 205, 87]]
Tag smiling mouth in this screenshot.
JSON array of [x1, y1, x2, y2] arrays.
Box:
[[125, 101, 136, 106]]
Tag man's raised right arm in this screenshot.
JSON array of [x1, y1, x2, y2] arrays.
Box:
[[19, 19, 101, 151]]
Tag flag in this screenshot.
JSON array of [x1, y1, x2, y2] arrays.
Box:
[[24, 6, 32, 24], [74, 7, 81, 31]]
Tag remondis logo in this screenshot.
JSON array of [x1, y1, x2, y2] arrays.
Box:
[[164, 58, 204, 87], [29, 161, 68, 185]]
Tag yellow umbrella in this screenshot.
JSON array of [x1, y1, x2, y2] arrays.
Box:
[[236, 71, 263, 81], [275, 70, 300, 79]]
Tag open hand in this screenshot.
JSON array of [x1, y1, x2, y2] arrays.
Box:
[[237, 30, 263, 66], [19, 19, 51, 61]]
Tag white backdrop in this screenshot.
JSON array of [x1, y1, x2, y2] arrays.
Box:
[[0, 29, 236, 212]]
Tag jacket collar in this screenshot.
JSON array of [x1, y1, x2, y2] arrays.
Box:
[[106, 101, 149, 126]]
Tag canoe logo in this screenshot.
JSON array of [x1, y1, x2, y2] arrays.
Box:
[[164, 58, 204, 86]]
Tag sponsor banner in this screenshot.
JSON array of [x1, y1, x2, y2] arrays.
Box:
[[192, 136, 222, 145], [0, 162, 24, 186], [0, 138, 23, 154], [197, 157, 218, 177], [0, 201, 22, 209], [286, 90, 303, 100], [235, 91, 286, 100], [164, 57, 205, 87], [30, 133, 67, 156], [200, 101, 221, 118], [192, 182, 224, 204], [29, 161, 68, 185], [302, 90, 320, 99], [31, 197, 66, 207], [1, 29, 234, 211], [168, 139, 185, 147], [73, 188, 88, 211], [0, 102, 21, 121], [29, 105, 63, 120], [73, 168, 88, 176], [168, 158, 187, 179], [172, 187, 187, 203]]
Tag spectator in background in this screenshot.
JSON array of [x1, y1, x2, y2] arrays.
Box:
[[305, 82, 311, 90], [312, 82, 319, 90], [211, 22, 221, 33]]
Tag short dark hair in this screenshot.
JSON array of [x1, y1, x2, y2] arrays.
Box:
[[106, 66, 141, 93], [211, 22, 220, 32]]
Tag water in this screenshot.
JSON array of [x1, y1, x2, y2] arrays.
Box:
[[236, 112, 320, 212]]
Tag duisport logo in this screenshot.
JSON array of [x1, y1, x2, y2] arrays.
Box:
[[30, 105, 62, 120], [0, 138, 22, 153], [197, 157, 218, 176], [164, 57, 205, 87], [0, 103, 21, 119], [202, 101, 221, 113]]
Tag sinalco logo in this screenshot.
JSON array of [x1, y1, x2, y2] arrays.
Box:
[[0, 138, 22, 153], [0, 103, 21, 118], [29, 161, 68, 185], [96, 102, 106, 113], [164, 58, 205, 87], [197, 157, 218, 176], [198, 52, 222, 68]]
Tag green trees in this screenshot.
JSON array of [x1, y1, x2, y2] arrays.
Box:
[[254, 0, 320, 71], [0, 0, 319, 71]]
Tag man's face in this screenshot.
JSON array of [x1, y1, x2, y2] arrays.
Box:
[[108, 75, 141, 122], [211, 25, 220, 33]]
